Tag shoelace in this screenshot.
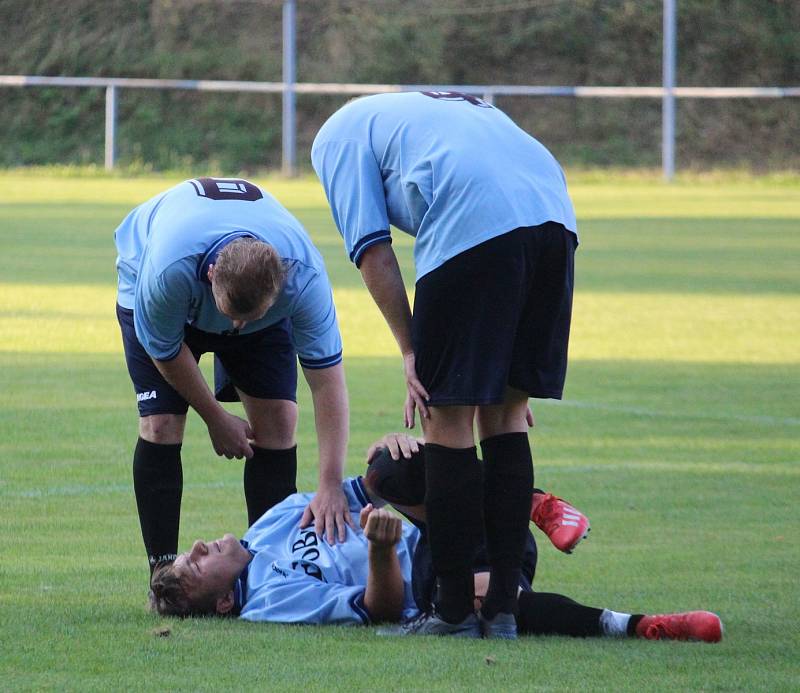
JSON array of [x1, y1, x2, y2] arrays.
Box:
[[401, 611, 433, 634], [645, 615, 680, 640]]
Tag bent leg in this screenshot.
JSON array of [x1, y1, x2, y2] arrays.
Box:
[[118, 304, 192, 573], [517, 591, 606, 637], [239, 392, 299, 525], [210, 318, 299, 525], [476, 388, 533, 619], [136, 415, 186, 571], [139, 413, 186, 445], [472, 571, 605, 638], [420, 406, 483, 623], [363, 445, 427, 523]]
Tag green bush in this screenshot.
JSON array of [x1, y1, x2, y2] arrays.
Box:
[[0, 0, 797, 171]]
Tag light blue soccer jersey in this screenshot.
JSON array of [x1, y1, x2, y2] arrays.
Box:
[[237, 477, 420, 625], [311, 91, 578, 282], [114, 177, 342, 368]]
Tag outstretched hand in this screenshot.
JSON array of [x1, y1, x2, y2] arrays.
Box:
[[402, 352, 429, 429], [360, 504, 402, 549], [300, 482, 355, 545]]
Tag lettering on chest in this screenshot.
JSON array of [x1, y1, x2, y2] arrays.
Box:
[[291, 529, 324, 582]]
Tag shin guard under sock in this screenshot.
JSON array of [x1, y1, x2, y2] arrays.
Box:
[[480, 432, 533, 618], [244, 445, 297, 526], [517, 591, 605, 637], [424, 443, 483, 623], [132, 437, 182, 572]]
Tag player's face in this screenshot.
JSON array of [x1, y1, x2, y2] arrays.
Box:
[[173, 533, 252, 602]]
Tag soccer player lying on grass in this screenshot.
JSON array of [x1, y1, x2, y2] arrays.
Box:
[[149, 434, 722, 642]]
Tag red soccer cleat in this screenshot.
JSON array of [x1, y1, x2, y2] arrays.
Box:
[[636, 611, 723, 643], [531, 493, 590, 554]]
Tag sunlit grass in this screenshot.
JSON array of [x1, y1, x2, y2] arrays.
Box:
[[3, 282, 798, 365], [1, 171, 799, 691]]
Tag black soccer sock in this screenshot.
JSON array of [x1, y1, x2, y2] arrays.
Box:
[[517, 591, 605, 637], [424, 443, 483, 623], [628, 614, 645, 636], [365, 445, 427, 506], [244, 445, 297, 526], [132, 437, 182, 573], [480, 432, 533, 618]]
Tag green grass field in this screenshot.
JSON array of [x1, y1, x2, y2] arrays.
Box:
[[1, 170, 798, 691]]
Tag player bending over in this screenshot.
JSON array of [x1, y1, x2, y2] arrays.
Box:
[[149, 436, 722, 642]]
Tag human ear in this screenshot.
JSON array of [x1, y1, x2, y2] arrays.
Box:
[[207, 264, 215, 282], [216, 590, 235, 615]]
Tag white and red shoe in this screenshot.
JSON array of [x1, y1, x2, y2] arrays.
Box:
[[531, 493, 590, 554], [636, 611, 723, 643]]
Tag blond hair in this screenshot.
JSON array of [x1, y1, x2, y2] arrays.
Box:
[[212, 238, 286, 316]]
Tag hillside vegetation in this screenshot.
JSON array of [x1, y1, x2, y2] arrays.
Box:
[[1, 0, 798, 171]]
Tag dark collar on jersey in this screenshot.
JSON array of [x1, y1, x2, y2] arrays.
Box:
[[350, 476, 370, 508], [232, 539, 257, 615], [197, 231, 257, 284]]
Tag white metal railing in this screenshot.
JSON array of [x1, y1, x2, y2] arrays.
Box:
[[4, 74, 799, 98], [2, 0, 799, 178], [2, 73, 798, 177]]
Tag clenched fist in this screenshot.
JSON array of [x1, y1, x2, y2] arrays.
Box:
[[360, 504, 402, 549]]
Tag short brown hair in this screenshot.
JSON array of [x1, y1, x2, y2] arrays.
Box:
[[149, 562, 216, 618], [212, 238, 286, 316]]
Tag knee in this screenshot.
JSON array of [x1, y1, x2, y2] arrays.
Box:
[[422, 407, 475, 448], [364, 446, 427, 506], [250, 400, 298, 449], [139, 415, 186, 445], [476, 404, 528, 440]]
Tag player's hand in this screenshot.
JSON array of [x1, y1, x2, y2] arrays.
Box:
[[207, 410, 254, 459], [366, 432, 422, 463], [526, 405, 535, 428], [402, 352, 429, 429], [299, 482, 355, 545], [360, 504, 402, 549]]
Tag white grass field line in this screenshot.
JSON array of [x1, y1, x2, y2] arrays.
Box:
[[543, 399, 800, 427]]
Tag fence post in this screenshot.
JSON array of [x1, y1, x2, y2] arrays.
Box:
[[104, 85, 117, 170], [282, 0, 297, 177], [662, 0, 676, 181]]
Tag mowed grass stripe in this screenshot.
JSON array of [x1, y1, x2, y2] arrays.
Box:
[[1, 172, 798, 691], [2, 283, 799, 364]]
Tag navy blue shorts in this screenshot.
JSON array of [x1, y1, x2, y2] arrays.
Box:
[[411, 529, 537, 613], [117, 305, 298, 417], [412, 223, 576, 406]]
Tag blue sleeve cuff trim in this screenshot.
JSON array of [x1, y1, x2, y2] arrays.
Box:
[[153, 345, 183, 362], [350, 231, 392, 267], [298, 352, 343, 369], [350, 593, 371, 625], [350, 477, 370, 508]]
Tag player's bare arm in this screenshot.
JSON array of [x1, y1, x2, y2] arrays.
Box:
[[299, 362, 354, 544], [153, 343, 254, 459], [360, 504, 405, 622], [357, 242, 429, 427]]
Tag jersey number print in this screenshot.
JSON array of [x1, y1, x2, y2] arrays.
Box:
[[190, 177, 264, 201], [421, 91, 493, 108]]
